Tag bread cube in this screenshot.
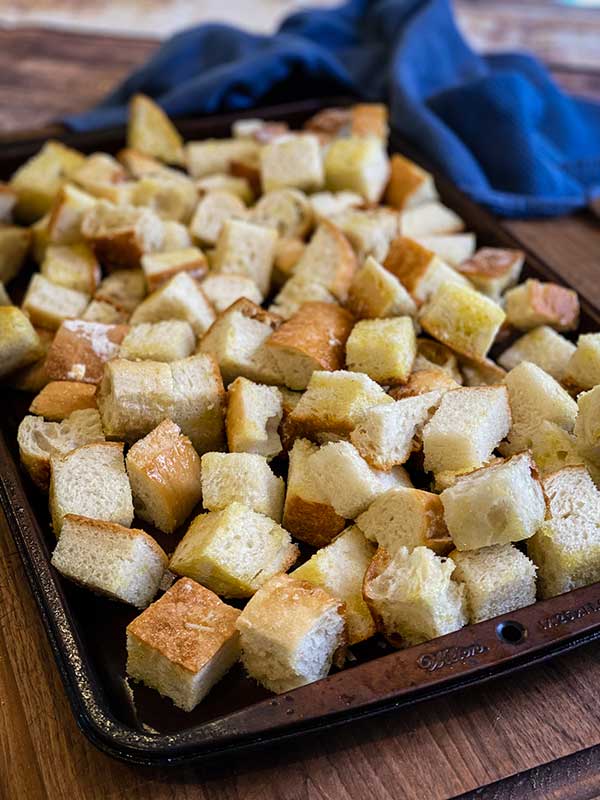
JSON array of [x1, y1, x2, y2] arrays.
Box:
[[130, 271, 215, 337], [18, 409, 104, 490], [127, 94, 184, 165], [564, 333, 600, 391], [575, 384, 600, 464], [385, 153, 438, 210], [82, 299, 127, 324], [530, 420, 583, 477], [94, 269, 146, 313], [389, 368, 460, 400], [346, 255, 416, 320], [29, 380, 97, 421], [260, 135, 323, 193], [400, 202, 464, 237], [200, 273, 263, 312], [272, 236, 306, 285], [30, 214, 50, 264], [267, 302, 354, 390], [52, 514, 167, 607], [460, 356, 506, 388], [126, 578, 240, 711], [49, 441, 134, 535], [0, 224, 32, 283], [363, 546, 467, 647], [324, 137, 389, 203], [283, 438, 346, 547], [0, 306, 43, 378], [441, 453, 546, 551], [189, 191, 247, 247], [384, 236, 471, 306], [292, 526, 375, 644], [330, 207, 400, 263], [10, 140, 85, 222], [185, 138, 259, 179], [41, 243, 100, 296], [6, 325, 54, 392], [200, 452, 284, 522], [212, 219, 277, 296], [126, 419, 202, 533], [119, 320, 195, 362], [22, 273, 89, 330], [226, 377, 283, 459], [46, 184, 97, 245], [73, 153, 130, 201], [505, 279, 579, 332], [498, 326, 575, 381], [450, 544, 536, 624], [236, 573, 345, 693], [419, 282, 506, 360], [422, 386, 511, 474], [309, 190, 363, 222], [196, 173, 254, 204], [81, 201, 164, 269], [414, 337, 463, 383], [198, 298, 283, 385], [141, 247, 208, 292], [161, 219, 193, 252], [0, 183, 17, 222], [502, 361, 577, 454], [415, 234, 476, 268], [269, 274, 338, 320], [346, 317, 416, 385], [45, 319, 128, 384], [456, 247, 523, 298], [350, 103, 389, 140], [528, 467, 600, 598], [170, 502, 298, 597], [250, 188, 313, 240]]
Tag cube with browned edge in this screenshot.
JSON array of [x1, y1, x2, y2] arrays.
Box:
[[346, 317, 417, 385], [22, 273, 89, 330], [81, 201, 164, 269], [226, 377, 283, 460], [29, 380, 97, 421], [0, 306, 43, 378], [456, 247, 523, 298], [505, 278, 579, 332], [141, 247, 208, 292], [45, 319, 128, 385], [385, 153, 438, 210]]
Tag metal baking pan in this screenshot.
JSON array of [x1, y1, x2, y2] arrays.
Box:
[[2, 98, 600, 767]]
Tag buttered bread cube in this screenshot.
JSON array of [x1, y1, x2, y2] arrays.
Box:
[[346, 255, 416, 320], [385, 153, 438, 210], [0, 306, 43, 378], [126, 578, 240, 711], [130, 271, 215, 337], [324, 136, 389, 204], [226, 377, 283, 460], [260, 134, 324, 193], [441, 452, 546, 551], [498, 326, 575, 381], [564, 333, 600, 391], [456, 248, 523, 298], [505, 278, 579, 332], [212, 219, 277, 296], [119, 320, 195, 362], [346, 317, 416, 385], [22, 273, 89, 330], [531, 420, 583, 477], [169, 503, 298, 598]]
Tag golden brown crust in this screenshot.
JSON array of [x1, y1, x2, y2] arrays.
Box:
[[385, 154, 426, 210], [45, 319, 129, 385], [283, 494, 346, 548], [62, 513, 167, 562], [414, 492, 454, 556], [383, 236, 434, 296], [144, 252, 208, 292], [529, 281, 579, 331], [230, 158, 261, 195], [456, 247, 524, 279], [388, 368, 458, 399], [317, 219, 359, 302], [29, 381, 97, 420], [202, 296, 282, 341], [458, 354, 507, 385], [351, 104, 388, 140]]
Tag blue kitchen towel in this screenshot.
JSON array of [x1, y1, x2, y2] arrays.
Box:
[[65, 0, 600, 217]]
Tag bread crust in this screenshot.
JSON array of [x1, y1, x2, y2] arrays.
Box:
[[45, 319, 129, 385], [457, 247, 524, 281], [388, 369, 459, 400], [384, 236, 435, 297], [29, 381, 97, 420], [283, 494, 346, 548]]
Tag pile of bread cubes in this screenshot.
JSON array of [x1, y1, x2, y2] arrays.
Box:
[[2, 96, 600, 713]]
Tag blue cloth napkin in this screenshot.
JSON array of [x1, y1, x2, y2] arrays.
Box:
[[65, 0, 600, 217]]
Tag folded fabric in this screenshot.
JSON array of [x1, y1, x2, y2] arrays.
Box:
[[65, 0, 600, 218]]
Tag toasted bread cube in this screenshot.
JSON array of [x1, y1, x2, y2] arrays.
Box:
[[503, 361, 577, 454], [212, 219, 277, 296], [200, 452, 284, 522], [236, 573, 345, 692], [81, 201, 164, 269], [52, 514, 167, 607], [127, 94, 184, 165], [30, 213, 50, 264], [400, 202, 464, 237], [196, 173, 254, 204], [233, 118, 289, 143], [307, 440, 411, 519], [161, 220, 192, 252], [6, 325, 54, 391], [460, 357, 506, 387], [423, 386, 511, 474], [441, 453, 545, 551], [363, 546, 467, 646], [226, 377, 283, 459], [170, 503, 298, 597], [269, 274, 338, 320], [82, 300, 129, 324], [294, 221, 357, 302], [346, 255, 416, 320], [185, 138, 259, 179], [498, 326, 575, 381], [389, 368, 460, 400], [505, 279, 579, 332], [292, 526, 375, 644], [531, 420, 583, 477], [73, 153, 129, 200], [260, 135, 324, 194], [29, 380, 97, 421], [309, 190, 363, 222], [95, 269, 146, 313], [575, 384, 600, 464], [126, 577, 240, 710], [0, 183, 17, 222], [350, 103, 388, 140], [330, 207, 400, 263], [141, 247, 208, 292], [130, 271, 215, 336], [528, 467, 600, 598], [17, 409, 104, 490], [346, 317, 416, 385], [267, 302, 354, 390], [450, 544, 536, 623], [0, 306, 43, 378], [22, 273, 89, 331], [0, 224, 32, 283], [126, 419, 202, 533], [414, 337, 463, 382], [564, 333, 600, 391], [357, 487, 452, 556], [45, 319, 128, 384], [189, 191, 247, 246], [46, 184, 97, 245], [324, 137, 389, 204], [41, 243, 100, 295], [420, 282, 506, 360], [117, 147, 173, 177], [119, 320, 195, 362], [250, 188, 313, 240], [415, 234, 476, 268], [385, 153, 438, 210], [10, 140, 85, 222], [456, 247, 523, 298], [131, 173, 197, 223], [49, 441, 133, 535], [384, 236, 471, 306], [200, 273, 262, 312]]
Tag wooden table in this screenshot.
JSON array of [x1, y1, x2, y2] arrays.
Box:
[[2, 9, 600, 798]]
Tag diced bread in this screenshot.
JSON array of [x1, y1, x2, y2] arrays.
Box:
[[249, 188, 313, 239], [309, 190, 363, 222], [449, 544, 537, 624], [119, 320, 195, 362], [81, 201, 164, 269], [530, 420, 583, 477], [200, 452, 284, 522], [189, 191, 247, 246], [574, 384, 600, 465], [73, 153, 130, 202], [292, 526, 376, 645], [0, 224, 32, 283], [130, 271, 215, 336], [30, 214, 50, 264], [118, 147, 168, 177], [260, 134, 324, 193], [29, 381, 97, 421], [83, 299, 128, 324], [0, 306, 43, 378], [233, 118, 289, 143], [126, 577, 240, 711], [41, 243, 100, 295], [563, 333, 600, 391], [455, 247, 523, 298], [459, 356, 506, 387], [414, 234, 476, 268], [385, 153, 438, 210], [272, 237, 306, 287], [400, 202, 464, 237], [200, 273, 263, 312], [363, 546, 467, 647], [22, 273, 89, 330], [196, 173, 253, 204], [330, 207, 400, 263], [346, 317, 416, 385], [46, 184, 97, 245], [346, 255, 416, 320], [211, 219, 277, 295], [226, 377, 283, 459], [269, 274, 338, 320], [141, 247, 208, 292], [94, 269, 146, 313], [161, 219, 192, 251], [185, 138, 260, 179], [350, 103, 389, 141], [440, 452, 546, 551], [49, 441, 134, 535], [414, 338, 463, 383], [169, 502, 298, 598], [52, 514, 167, 608], [498, 326, 575, 381], [45, 319, 128, 384], [324, 137, 389, 203], [126, 419, 202, 533], [127, 94, 185, 165], [388, 368, 460, 400], [6, 326, 54, 392], [236, 573, 345, 693], [505, 279, 579, 332]]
